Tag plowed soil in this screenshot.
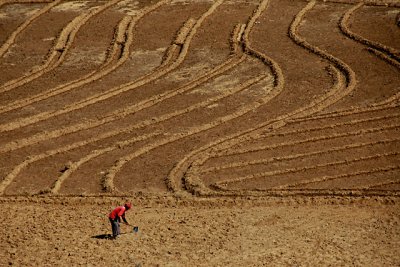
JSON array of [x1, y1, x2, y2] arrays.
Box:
[[0, 0, 399, 265]]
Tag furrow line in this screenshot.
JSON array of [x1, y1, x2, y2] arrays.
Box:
[[242, 0, 283, 89], [317, 0, 400, 7], [103, 73, 270, 193], [340, 3, 400, 65], [0, 22, 247, 154], [288, 103, 400, 123], [0, 123, 164, 195], [191, 64, 342, 172], [366, 180, 400, 189], [0, 70, 266, 194], [104, 15, 132, 65], [0, 0, 121, 94], [223, 116, 400, 157], [166, 0, 286, 193], [0, 0, 53, 8], [0, 130, 161, 195], [374, 46, 400, 76], [0, 3, 212, 133], [173, 17, 197, 45], [266, 112, 400, 138], [184, 122, 400, 196], [49, 132, 160, 195], [285, 0, 356, 119], [58, 0, 226, 118], [0, 0, 227, 194], [286, 2, 400, 123], [58, 64, 262, 175], [175, 0, 362, 196], [0, 23, 251, 194], [0, 15, 131, 114], [49, 71, 266, 193], [200, 138, 400, 173], [2, 0, 54, 3], [208, 165, 400, 198], [274, 165, 400, 190], [0, 22, 184, 132], [0, 0, 169, 115], [366, 47, 400, 69], [213, 151, 399, 190], [182, 0, 351, 184], [0, 0, 61, 58]]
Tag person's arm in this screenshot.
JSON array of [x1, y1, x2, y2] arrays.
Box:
[[121, 214, 130, 225], [115, 207, 125, 223]]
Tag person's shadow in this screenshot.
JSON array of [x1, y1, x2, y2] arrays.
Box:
[[91, 229, 137, 239], [91, 233, 113, 239]]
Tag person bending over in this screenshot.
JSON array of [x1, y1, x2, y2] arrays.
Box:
[[108, 202, 132, 239]]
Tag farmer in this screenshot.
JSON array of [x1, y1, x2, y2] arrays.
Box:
[[108, 202, 132, 239]]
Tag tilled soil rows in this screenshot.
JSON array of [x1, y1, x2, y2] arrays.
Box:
[[1, 0, 398, 197]]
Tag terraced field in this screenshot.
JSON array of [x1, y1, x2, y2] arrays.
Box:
[[1, 0, 400, 265], [0, 0, 399, 198]]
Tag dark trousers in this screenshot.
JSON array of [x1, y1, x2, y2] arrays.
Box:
[[109, 218, 120, 237]]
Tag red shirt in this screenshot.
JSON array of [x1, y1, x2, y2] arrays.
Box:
[[109, 206, 126, 219]]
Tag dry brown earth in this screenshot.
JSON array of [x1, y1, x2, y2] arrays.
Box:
[[1, 196, 400, 266], [0, 0, 399, 265]]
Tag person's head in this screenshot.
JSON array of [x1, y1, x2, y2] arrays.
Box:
[[124, 202, 132, 210]]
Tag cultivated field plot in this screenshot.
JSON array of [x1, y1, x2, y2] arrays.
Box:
[[0, 0, 399, 198]]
